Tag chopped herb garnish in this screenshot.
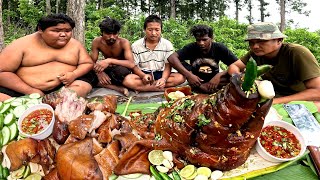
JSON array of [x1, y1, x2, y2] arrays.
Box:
[[197, 114, 211, 127]]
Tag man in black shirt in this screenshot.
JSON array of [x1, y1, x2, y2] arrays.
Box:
[[168, 25, 239, 93]]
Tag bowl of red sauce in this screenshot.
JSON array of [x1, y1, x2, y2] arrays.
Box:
[[256, 120, 306, 163], [18, 104, 55, 140]]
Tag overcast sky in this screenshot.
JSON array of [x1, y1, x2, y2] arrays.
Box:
[[226, 0, 320, 32]]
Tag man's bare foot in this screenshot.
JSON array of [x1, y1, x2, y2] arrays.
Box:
[[123, 88, 129, 97]]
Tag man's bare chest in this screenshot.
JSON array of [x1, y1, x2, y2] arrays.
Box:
[[22, 48, 79, 67], [99, 44, 124, 59]]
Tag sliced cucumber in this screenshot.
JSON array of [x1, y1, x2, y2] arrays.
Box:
[[10, 99, 23, 107], [0, 102, 2, 110], [0, 165, 3, 179], [0, 104, 10, 114], [25, 173, 42, 180], [1, 126, 11, 146], [122, 173, 143, 179], [2, 167, 9, 178], [0, 114, 4, 130], [23, 165, 31, 178], [29, 93, 41, 99], [13, 105, 26, 118], [26, 99, 40, 105], [8, 123, 18, 141], [3, 113, 15, 125], [3, 97, 16, 104], [11, 165, 26, 179]]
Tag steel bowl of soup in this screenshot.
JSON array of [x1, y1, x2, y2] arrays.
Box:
[[256, 120, 306, 163], [18, 104, 55, 140]]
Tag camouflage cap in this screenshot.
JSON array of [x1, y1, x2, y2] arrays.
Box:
[[245, 22, 287, 41]]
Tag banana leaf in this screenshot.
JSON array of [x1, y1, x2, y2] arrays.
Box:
[[116, 102, 163, 115], [225, 152, 317, 179]]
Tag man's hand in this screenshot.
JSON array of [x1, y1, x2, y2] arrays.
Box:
[[155, 78, 166, 89], [208, 72, 224, 90], [142, 74, 153, 85], [94, 59, 113, 73], [97, 72, 112, 86], [186, 74, 203, 87], [57, 72, 77, 86]]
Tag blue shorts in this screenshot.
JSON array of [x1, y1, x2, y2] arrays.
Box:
[[142, 71, 163, 80]]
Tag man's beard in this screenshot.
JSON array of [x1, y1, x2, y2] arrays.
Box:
[[106, 39, 116, 45]]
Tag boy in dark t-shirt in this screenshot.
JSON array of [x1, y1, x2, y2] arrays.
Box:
[[168, 25, 239, 93]]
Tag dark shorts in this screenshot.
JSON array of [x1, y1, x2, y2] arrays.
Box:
[[142, 70, 163, 80], [92, 65, 131, 86], [0, 71, 97, 97]]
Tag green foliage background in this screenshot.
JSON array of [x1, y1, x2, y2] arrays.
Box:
[[2, 6, 320, 63]]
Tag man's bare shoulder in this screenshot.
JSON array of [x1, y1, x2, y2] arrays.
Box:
[[67, 38, 86, 48], [119, 37, 131, 46], [10, 33, 38, 45]]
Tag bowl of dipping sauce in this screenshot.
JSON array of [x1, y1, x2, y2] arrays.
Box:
[[256, 120, 306, 163], [18, 104, 55, 140], [164, 86, 192, 101]]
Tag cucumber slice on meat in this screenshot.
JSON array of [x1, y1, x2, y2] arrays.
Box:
[[11, 165, 26, 179], [13, 105, 26, 118], [29, 93, 41, 99], [23, 165, 31, 178], [25, 173, 42, 180], [1, 126, 11, 146], [4, 113, 15, 125], [8, 122, 18, 141]]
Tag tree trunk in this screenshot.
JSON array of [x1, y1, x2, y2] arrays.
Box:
[[99, 0, 103, 9], [170, 0, 176, 19], [67, 0, 86, 44], [0, 0, 4, 51], [235, 0, 239, 22], [56, 0, 60, 13], [246, 0, 253, 24], [280, 0, 286, 31], [7, 0, 10, 24], [259, 0, 265, 22], [46, 0, 51, 14]]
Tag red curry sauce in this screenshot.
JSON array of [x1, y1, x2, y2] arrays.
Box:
[[260, 125, 301, 159], [21, 109, 53, 135]]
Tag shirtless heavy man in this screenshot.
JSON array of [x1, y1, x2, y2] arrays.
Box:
[[0, 13, 94, 101], [91, 17, 135, 96]]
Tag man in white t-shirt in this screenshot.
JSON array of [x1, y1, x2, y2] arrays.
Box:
[[123, 15, 185, 92]]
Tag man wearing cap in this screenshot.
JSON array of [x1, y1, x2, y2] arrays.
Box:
[[228, 22, 320, 109]]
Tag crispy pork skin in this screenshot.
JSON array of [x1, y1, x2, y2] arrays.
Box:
[[6, 138, 38, 171], [55, 138, 103, 180], [94, 141, 120, 178]]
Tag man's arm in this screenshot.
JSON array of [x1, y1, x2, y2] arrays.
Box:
[[90, 38, 100, 63], [0, 39, 42, 95], [72, 41, 94, 78], [168, 52, 192, 77], [227, 59, 246, 75], [273, 77, 320, 104], [168, 52, 202, 87]]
